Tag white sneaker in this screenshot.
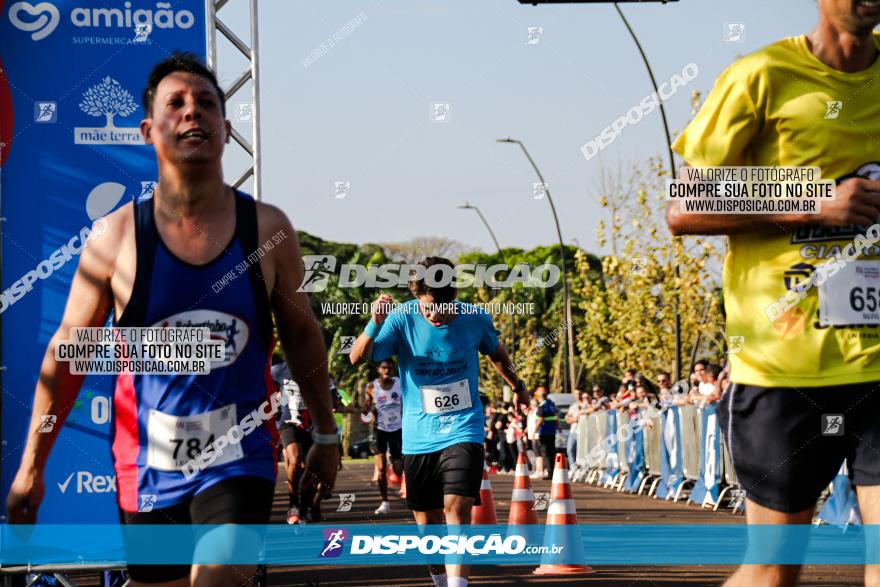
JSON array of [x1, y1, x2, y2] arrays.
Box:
[[374, 501, 392, 515], [286, 506, 300, 525]]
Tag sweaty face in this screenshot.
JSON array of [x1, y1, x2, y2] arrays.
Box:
[[821, 0, 880, 31], [378, 362, 394, 381], [142, 72, 228, 165], [417, 294, 455, 326]]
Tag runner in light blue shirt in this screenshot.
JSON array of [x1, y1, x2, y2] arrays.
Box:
[[370, 297, 497, 454], [350, 256, 530, 587]]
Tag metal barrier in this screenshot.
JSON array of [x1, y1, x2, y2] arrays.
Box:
[[571, 402, 742, 513], [0, 565, 127, 587], [0, 564, 268, 586], [675, 405, 701, 502], [584, 411, 607, 485], [715, 432, 741, 512], [613, 410, 630, 492], [639, 408, 663, 496], [571, 415, 590, 482]]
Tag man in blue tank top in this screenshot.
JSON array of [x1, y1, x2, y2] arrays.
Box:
[[350, 257, 530, 587], [6, 53, 339, 586]]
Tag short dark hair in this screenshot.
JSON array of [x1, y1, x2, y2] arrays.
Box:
[[705, 363, 722, 379], [694, 359, 708, 369], [408, 257, 456, 304], [635, 374, 656, 394], [143, 52, 225, 117], [378, 358, 395, 368]]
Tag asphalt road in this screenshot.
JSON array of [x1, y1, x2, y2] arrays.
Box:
[[265, 462, 864, 587]]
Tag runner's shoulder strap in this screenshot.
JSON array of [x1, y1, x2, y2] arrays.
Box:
[[234, 191, 275, 349], [116, 197, 158, 327]]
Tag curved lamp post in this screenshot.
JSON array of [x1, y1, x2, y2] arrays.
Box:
[[458, 202, 516, 359], [496, 138, 573, 395]]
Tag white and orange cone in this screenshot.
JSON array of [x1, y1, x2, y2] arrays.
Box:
[[471, 467, 498, 524], [508, 451, 539, 526], [534, 453, 593, 575]]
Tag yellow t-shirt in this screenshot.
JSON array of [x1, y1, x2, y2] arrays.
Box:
[[673, 34, 880, 387]]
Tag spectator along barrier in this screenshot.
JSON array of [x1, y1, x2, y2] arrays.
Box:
[[573, 404, 742, 512]]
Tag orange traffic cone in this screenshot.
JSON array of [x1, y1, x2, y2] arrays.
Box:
[[387, 464, 401, 488], [471, 467, 498, 524], [508, 451, 539, 525], [399, 473, 407, 499], [534, 453, 593, 575]]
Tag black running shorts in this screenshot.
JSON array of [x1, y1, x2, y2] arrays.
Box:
[[403, 442, 484, 511], [120, 475, 275, 583], [375, 428, 403, 460], [719, 381, 880, 513]]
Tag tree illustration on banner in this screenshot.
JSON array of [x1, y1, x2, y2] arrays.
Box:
[[79, 77, 137, 128]]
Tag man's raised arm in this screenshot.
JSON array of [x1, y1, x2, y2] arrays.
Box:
[[349, 293, 393, 365], [667, 165, 880, 236], [261, 205, 337, 490], [487, 345, 529, 414]]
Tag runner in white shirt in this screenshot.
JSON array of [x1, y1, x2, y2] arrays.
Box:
[[362, 358, 403, 515]]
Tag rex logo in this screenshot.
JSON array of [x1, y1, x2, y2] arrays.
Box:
[[57, 471, 117, 494]]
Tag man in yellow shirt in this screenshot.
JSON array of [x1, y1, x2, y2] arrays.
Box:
[[668, 2, 880, 585]]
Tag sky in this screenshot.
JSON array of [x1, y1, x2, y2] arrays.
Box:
[[215, 0, 820, 256]]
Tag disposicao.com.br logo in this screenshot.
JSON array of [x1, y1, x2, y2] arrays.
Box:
[[298, 255, 561, 292], [320, 528, 348, 558], [350, 534, 532, 556]]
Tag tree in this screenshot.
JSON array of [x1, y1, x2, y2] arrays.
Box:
[[455, 246, 601, 399], [79, 77, 137, 127], [379, 236, 474, 264], [572, 156, 726, 384]]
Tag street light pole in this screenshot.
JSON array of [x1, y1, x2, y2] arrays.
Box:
[[613, 2, 682, 381], [497, 138, 573, 395], [458, 203, 516, 359]]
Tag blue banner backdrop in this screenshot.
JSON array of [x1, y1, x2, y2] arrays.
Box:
[[1, 0, 206, 522], [3, 524, 880, 565]]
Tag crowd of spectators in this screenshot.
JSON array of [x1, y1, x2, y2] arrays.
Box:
[[483, 359, 729, 477]]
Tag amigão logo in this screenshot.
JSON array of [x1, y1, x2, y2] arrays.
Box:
[[8, 2, 60, 41], [8, 2, 196, 42]]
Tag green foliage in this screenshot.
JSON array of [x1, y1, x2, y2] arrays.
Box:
[[274, 232, 603, 405], [574, 158, 726, 383]]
